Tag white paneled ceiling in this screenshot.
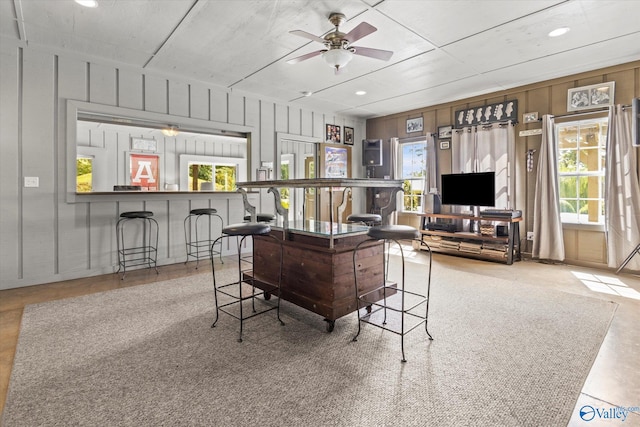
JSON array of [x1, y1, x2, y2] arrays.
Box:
[[2, 0, 639, 118]]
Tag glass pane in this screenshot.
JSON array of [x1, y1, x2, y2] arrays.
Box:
[[558, 150, 578, 173], [579, 148, 600, 172], [557, 126, 578, 149], [76, 157, 92, 192], [579, 126, 599, 148], [559, 199, 577, 214], [189, 164, 213, 190], [215, 165, 236, 191], [401, 143, 426, 179], [559, 176, 577, 199]]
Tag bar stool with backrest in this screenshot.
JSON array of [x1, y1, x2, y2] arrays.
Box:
[[352, 224, 433, 362], [346, 213, 382, 226], [210, 222, 284, 342], [116, 210, 159, 279], [184, 208, 224, 268]]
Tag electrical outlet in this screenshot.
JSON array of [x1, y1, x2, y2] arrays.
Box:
[[527, 231, 534, 241]]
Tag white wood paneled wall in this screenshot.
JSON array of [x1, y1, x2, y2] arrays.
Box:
[[0, 40, 365, 290]]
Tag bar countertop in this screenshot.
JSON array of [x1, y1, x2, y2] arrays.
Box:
[[236, 178, 403, 189]]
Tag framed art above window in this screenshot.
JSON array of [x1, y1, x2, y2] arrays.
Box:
[[567, 82, 615, 112], [406, 117, 423, 133]]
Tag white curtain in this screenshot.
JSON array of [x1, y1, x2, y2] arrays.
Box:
[[476, 123, 515, 209], [425, 134, 437, 191], [452, 127, 476, 174], [451, 123, 514, 209], [532, 115, 565, 261], [390, 137, 399, 224], [605, 105, 640, 270]]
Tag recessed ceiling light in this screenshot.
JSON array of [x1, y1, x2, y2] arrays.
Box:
[[75, 0, 98, 7], [355, 90, 367, 96], [548, 27, 570, 37]]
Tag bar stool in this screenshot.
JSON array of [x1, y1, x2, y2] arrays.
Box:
[[352, 225, 433, 362], [116, 211, 159, 279], [243, 213, 276, 223], [210, 222, 284, 342], [184, 208, 224, 268], [347, 213, 382, 226]]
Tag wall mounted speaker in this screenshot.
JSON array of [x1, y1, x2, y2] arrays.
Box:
[[362, 139, 383, 166]]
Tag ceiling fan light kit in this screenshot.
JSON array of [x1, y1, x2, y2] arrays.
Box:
[[288, 12, 393, 74], [323, 49, 353, 70]]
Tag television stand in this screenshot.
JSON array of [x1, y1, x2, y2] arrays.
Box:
[[416, 213, 522, 265]]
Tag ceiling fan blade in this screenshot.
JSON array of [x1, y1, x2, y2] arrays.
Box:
[[286, 50, 325, 64], [344, 22, 376, 44], [351, 46, 393, 61], [289, 30, 326, 44]]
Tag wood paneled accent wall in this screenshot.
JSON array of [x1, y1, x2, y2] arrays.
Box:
[[0, 40, 365, 290], [366, 61, 640, 269]]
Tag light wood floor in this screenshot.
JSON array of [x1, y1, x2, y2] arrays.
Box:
[[0, 261, 214, 416]]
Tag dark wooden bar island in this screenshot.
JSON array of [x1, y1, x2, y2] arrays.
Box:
[[236, 178, 404, 331], [248, 221, 387, 331]]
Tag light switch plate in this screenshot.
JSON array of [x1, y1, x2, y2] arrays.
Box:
[[24, 177, 39, 187]]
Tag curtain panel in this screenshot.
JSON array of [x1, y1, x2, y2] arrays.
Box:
[[532, 115, 565, 261], [451, 123, 515, 210], [605, 105, 640, 270]]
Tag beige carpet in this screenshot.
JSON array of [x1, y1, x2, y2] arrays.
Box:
[[2, 261, 617, 426]]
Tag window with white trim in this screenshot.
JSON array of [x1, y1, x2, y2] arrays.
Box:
[[556, 117, 608, 224], [399, 141, 427, 212]]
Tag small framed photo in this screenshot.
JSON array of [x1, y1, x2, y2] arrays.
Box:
[[437, 125, 452, 139], [406, 117, 423, 133], [439, 140, 450, 150], [131, 137, 157, 152], [344, 126, 354, 145], [567, 82, 615, 112], [326, 124, 341, 143], [256, 168, 268, 181], [523, 112, 539, 123]]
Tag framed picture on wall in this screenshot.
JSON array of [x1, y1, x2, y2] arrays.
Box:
[[326, 124, 341, 143], [406, 117, 423, 133], [128, 153, 160, 191], [437, 125, 452, 139], [130, 137, 157, 152], [344, 127, 354, 145], [567, 82, 615, 112]]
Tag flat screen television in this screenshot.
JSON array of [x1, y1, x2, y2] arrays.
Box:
[[440, 172, 496, 207]]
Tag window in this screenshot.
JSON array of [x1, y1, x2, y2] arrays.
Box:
[[399, 141, 427, 212], [556, 118, 608, 224], [188, 163, 237, 191], [76, 156, 93, 192]]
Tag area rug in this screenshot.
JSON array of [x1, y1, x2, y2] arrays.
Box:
[[2, 263, 617, 426]]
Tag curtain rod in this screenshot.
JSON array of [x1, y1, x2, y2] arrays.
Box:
[[550, 104, 632, 119]]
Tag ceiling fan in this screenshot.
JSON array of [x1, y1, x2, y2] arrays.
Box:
[[287, 13, 393, 74]]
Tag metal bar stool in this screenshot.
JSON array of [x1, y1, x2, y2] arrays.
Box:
[[116, 211, 159, 279], [184, 208, 224, 268], [352, 225, 433, 362], [243, 213, 276, 223], [346, 213, 382, 226], [210, 222, 284, 342]]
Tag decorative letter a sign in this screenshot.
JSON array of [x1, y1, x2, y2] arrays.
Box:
[[130, 154, 160, 191]]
